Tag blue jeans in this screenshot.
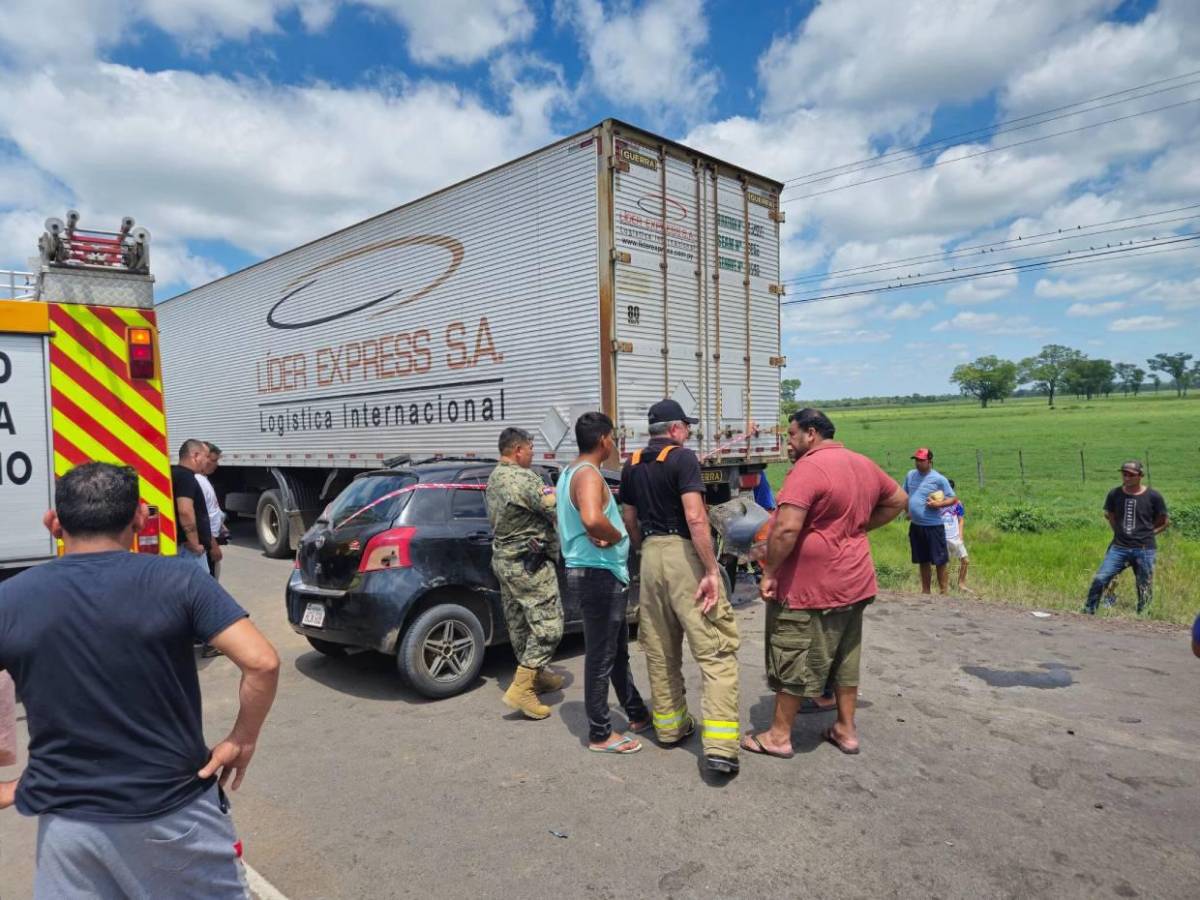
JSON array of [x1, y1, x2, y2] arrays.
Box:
[[567, 567, 649, 743], [1085, 545, 1156, 614]]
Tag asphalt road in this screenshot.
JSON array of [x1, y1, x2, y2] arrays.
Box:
[[2, 529, 1198, 899]]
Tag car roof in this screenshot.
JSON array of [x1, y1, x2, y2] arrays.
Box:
[[354, 458, 618, 484]]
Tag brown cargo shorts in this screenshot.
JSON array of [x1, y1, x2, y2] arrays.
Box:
[[764, 598, 873, 697]]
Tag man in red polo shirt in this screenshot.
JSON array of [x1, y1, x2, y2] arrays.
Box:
[[743, 408, 907, 758]]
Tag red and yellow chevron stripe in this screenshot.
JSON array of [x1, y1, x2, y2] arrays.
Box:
[[47, 303, 176, 553]]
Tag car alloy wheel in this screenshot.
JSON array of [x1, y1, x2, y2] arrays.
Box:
[[420, 619, 476, 682]]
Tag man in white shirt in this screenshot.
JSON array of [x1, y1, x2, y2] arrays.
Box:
[[195, 443, 225, 580]]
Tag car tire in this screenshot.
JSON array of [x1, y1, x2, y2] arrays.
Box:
[[397, 604, 486, 699], [256, 490, 290, 558], [306, 636, 349, 657]]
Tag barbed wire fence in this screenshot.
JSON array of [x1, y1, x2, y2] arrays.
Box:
[[873, 446, 1194, 496]]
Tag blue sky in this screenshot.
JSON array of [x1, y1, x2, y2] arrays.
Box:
[[1, 0, 1196, 398]]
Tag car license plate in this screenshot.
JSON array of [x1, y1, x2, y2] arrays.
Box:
[[301, 603, 326, 628], [700, 469, 724, 484]]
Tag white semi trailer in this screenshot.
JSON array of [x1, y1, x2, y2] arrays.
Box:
[[158, 119, 786, 556]]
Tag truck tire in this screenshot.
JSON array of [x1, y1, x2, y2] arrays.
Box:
[[397, 604, 486, 700], [256, 490, 290, 558]]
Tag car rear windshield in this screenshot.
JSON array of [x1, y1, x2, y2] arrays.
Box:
[[328, 473, 418, 528]]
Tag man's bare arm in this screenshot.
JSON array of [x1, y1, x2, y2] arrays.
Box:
[[176, 496, 202, 552], [198, 618, 280, 791], [621, 504, 643, 550], [867, 488, 908, 532], [764, 503, 808, 574], [574, 467, 623, 546], [1153, 514, 1170, 535], [681, 492, 719, 575]]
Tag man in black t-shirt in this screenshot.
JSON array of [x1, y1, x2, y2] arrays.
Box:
[[173, 438, 212, 573], [620, 399, 741, 776], [1084, 459, 1169, 615], [0, 462, 280, 896]]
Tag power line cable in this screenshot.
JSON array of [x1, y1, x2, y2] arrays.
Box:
[[781, 96, 1200, 204], [780, 234, 1200, 306], [782, 207, 1200, 285], [779, 68, 1200, 188], [786, 227, 1197, 298]]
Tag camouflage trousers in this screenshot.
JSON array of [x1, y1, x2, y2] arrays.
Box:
[[493, 558, 564, 669]]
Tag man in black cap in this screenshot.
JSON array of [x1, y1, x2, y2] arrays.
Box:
[[620, 399, 741, 775], [1084, 459, 1169, 615]]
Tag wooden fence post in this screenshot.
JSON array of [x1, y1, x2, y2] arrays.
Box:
[[1145, 448, 1151, 485], [976, 449, 984, 488], [1080, 449, 1086, 483], [1018, 449, 1026, 487]]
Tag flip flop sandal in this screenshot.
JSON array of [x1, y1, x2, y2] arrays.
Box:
[[822, 726, 860, 755], [589, 735, 642, 754], [741, 733, 795, 759]]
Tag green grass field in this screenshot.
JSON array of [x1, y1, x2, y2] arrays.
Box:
[[765, 393, 1200, 625]]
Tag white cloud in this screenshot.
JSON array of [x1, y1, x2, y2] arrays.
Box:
[[0, 64, 566, 260], [152, 242, 229, 291], [883, 300, 935, 320], [796, 356, 874, 380], [946, 268, 1019, 304], [358, 0, 536, 65], [1108, 315, 1180, 332], [558, 0, 718, 124], [933, 311, 1049, 337], [1066, 301, 1126, 317], [0, 0, 534, 64], [1139, 277, 1200, 310], [1035, 272, 1150, 299], [758, 0, 1107, 117]]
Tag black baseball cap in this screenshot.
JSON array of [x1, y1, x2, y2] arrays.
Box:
[[648, 399, 699, 425]]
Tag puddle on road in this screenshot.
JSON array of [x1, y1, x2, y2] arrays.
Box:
[[962, 664, 1074, 689]]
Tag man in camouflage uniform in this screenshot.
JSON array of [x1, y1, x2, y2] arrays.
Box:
[[486, 427, 565, 719]]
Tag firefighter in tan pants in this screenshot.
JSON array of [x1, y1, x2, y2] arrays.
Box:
[[619, 400, 741, 776]]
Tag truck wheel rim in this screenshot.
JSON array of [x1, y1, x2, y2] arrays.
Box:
[[261, 506, 279, 544], [420, 620, 475, 682]]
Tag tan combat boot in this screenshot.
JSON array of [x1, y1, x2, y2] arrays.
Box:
[[503, 666, 551, 719], [534, 667, 564, 693]]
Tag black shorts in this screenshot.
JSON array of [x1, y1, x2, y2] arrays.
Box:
[[909, 523, 949, 566]]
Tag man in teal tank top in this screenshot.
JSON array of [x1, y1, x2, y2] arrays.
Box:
[[557, 412, 650, 754]]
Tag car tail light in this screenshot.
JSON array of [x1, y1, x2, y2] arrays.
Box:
[[137, 504, 161, 554], [739, 473, 760, 490], [127, 327, 155, 379], [293, 555, 300, 570], [358, 527, 416, 572]]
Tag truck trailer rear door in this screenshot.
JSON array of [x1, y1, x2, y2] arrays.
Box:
[[0, 330, 56, 567], [607, 125, 783, 463]]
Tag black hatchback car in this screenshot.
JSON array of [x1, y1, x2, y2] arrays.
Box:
[[286, 458, 636, 699]]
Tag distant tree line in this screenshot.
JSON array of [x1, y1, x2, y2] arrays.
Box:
[[780, 378, 973, 413], [949, 345, 1197, 408]]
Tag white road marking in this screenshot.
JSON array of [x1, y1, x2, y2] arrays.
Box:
[[243, 860, 291, 900]]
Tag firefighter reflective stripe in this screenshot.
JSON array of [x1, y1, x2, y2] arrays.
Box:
[[703, 719, 739, 741], [653, 706, 689, 730], [631, 449, 643, 464], [655, 445, 676, 462], [46, 303, 176, 552]]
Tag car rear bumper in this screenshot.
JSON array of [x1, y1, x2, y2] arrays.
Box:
[[286, 568, 420, 654]]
